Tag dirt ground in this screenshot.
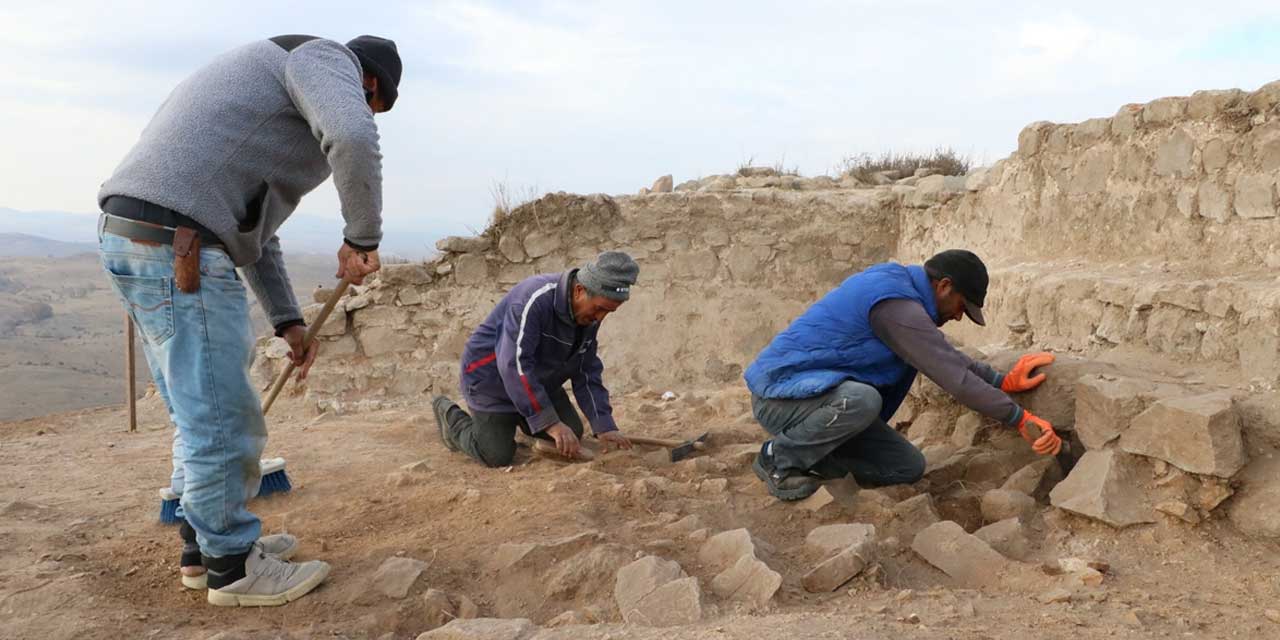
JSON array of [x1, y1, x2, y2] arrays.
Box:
[[4, 388, 1280, 640]]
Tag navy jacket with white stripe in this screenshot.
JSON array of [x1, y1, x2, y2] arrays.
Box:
[[458, 269, 618, 434]]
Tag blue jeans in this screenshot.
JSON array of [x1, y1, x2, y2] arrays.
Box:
[[99, 225, 266, 557], [752, 380, 926, 486]]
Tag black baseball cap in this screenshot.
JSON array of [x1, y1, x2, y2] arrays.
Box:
[[924, 249, 988, 325], [346, 35, 402, 111]]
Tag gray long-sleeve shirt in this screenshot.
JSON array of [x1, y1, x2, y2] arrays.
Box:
[[99, 36, 384, 327], [869, 298, 1023, 426]]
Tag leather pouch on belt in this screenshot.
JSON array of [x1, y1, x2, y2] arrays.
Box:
[[173, 227, 201, 293]]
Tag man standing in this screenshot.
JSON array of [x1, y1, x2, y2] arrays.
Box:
[[743, 249, 1062, 501], [98, 34, 401, 606], [431, 252, 639, 465]]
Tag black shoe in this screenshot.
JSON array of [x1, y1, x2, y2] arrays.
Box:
[[752, 442, 819, 501], [432, 395, 461, 452]]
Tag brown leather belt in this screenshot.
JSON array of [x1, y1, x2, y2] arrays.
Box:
[[100, 214, 225, 250]]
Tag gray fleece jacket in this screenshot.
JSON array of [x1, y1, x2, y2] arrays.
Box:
[[98, 36, 384, 327]]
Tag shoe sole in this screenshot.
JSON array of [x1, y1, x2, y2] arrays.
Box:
[[180, 544, 297, 590], [753, 456, 819, 502], [206, 563, 331, 607]]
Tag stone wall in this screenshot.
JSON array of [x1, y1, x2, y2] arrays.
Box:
[[259, 187, 901, 409], [897, 82, 1280, 382]]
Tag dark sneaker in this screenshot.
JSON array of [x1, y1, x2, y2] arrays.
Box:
[[752, 442, 819, 501], [432, 395, 461, 452]]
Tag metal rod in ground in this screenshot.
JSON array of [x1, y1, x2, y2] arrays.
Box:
[[261, 277, 353, 415], [127, 314, 137, 433]]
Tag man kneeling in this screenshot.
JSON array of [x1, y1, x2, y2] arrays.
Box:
[[432, 251, 637, 464], [743, 249, 1063, 501]]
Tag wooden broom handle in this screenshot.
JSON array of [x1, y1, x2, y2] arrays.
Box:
[[261, 277, 352, 415]]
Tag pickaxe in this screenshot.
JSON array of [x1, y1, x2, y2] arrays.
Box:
[[627, 432, 709, 462]]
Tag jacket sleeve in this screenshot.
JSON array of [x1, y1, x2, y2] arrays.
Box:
[[240, 235, 302, 328], [571, 332, 618, 434], [869, 299, 1024, 426], [283, 39, 384, 249], [494, 288, 561, 432]]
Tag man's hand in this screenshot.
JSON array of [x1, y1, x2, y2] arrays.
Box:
[[1016, 411, 1062, 456], [281, 325, 319, 382], [336, 243, 381, 285], [545, 423, 581, 458], [597, 430, 632, 452], [1001, 352, 1055, 393]]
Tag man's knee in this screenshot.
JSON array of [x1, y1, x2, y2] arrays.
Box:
[[830, 382, 882, 417], [474, 439, 516, 468]]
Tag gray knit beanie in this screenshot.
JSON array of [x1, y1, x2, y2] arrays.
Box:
[[578, 251, 640, 301]]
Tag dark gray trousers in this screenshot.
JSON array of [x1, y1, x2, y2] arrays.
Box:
[[752, 380, 926, 486], [445, 387, 585, 467]]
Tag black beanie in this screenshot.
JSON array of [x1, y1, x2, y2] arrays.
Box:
[[346, 35, 402, 111]]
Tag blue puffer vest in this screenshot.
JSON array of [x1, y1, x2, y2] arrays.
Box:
[[743, 263, 939, 421]]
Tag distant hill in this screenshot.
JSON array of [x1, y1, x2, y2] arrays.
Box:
[[0, 233, 97, 258], [0, 207, 448, 260]]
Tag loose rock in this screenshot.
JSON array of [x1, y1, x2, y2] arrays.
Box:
[[1049, 449, 1154, 528], [414, 618, 536, 640], [1120, 393, 1246, 478], [911, 521, 1012, 586], [373, 556, 427, 599]]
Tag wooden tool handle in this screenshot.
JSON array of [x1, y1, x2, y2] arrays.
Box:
[[261, 277, 352, 415], [627, 435, 706, 450]]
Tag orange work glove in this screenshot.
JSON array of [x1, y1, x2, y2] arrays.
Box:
[[1000, 352, 1056, 393], [1016, 411, 1063, 456]]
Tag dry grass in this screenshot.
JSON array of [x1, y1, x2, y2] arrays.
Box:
[[838, 148, 971, 181]]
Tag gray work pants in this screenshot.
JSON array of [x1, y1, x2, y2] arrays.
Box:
[[752, 380, 926, 486]]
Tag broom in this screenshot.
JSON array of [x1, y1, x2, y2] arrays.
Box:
[[156, 277, 352, 524]]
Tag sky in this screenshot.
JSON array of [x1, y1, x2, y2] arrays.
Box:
[[3, 1, 1280, 255]]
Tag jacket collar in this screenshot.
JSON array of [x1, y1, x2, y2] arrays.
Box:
[[905, 265, 941, 325], [553, 270, 578, 326]]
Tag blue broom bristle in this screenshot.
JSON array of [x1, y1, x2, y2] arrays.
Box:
[[257, 469, 292, 497], [159, 497, 181, 525]]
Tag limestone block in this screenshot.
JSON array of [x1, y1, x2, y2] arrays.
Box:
[[352, 305, 411, 329], [1073, 117, 1111, 145], [1143, 97, 1187, 125], [453, 254, 490, 286], [698, 528, 765, 570], [1049, 449, 1154, 527], [906, 411, 950, 444], [378, 263, 434, 286], [1198, 181, 1232, 222], [360, 326, 415, 357], [1074, 375, 1159, 449], [907, 175, 966, 207], [702, 228, 730, 247], [1235, 174, 1277, 219], [973, 518, 1030, 561], [805, 523, 876, 556], [984, 352, 1118, 430], [911, 521, 1011, 586], [303, 302, 346, 337], [700, 176, 737, 192], [669, 249, 720, 280], [1112, 105, 1143, 137], [1018, 121, 1053, 155], [891, 494, 940, 543], [722, 245, 772, 281], [1187, 89, 1245, 119], [674, 179, 700, 191], [801, 539, 874, 592], [436, 235, 492, 254], [1228, 453, 1280, 538], [1153, 128, 1196, 177], [951, 412, 984, 448], [1246, 80, 1280, 114], [415, 618, 535, 640], [710, 554, 781, 609], [497, 234, 526, 262], [1256, 133, 1280, 172], [964, 167, 991, 192], [1001, 458, 1063, 500], [1120, 393, 1246, 478], [613, 557, 702, 626], [1176, 187, 1198, 218], [372, 556, 427, 599], [523, 230, 562, 258], [1068, 147, 1111, 194], [651, 175, 674, 193], [1201, 138, 1231, 172], [981, 489, 1037, 523]]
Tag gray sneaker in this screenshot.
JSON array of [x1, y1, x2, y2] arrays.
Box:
[[206, 543, 329, 607], [181, 533, 299, 590]]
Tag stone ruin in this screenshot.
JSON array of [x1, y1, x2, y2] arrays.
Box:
[[253, 80, 1280, 633]]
